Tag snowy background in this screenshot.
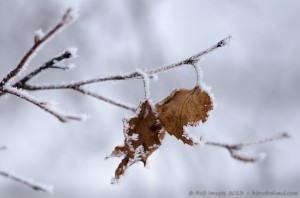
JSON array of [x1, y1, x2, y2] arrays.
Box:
[[0, 0, 299, 197]]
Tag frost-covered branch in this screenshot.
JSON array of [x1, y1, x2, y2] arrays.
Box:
[[3, 86, 85, 122], [11, 35, 231, 91], [203, 132, 290, 162], [0, 50, 75, 98], [15, 50, 75, 87], [136, 69, 151, 100], [0, 7, 84, 122], [0, 7, 78, 87], [0, 170, 53, 193], [0, 33, 230, 117], [147, 35, 231, 75]]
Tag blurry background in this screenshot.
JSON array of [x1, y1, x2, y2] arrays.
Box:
[[0, 0, 299, 197]]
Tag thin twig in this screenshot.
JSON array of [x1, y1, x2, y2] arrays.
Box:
[[0, 6, 230, 119], [73, 87, 136, 112], [15, 51, 72, 87], [0, 8, 82, 122], [0, 33, 230, 117], [0, 8, 76, 87], [15, 35, 231, 91], [3, 86, 84, 122], [204, 132, 290, 162], [147, 35, 231, 75], [136, 69, 151, 100], [0, 51, 71, 99], [0, 170, 53, 193]]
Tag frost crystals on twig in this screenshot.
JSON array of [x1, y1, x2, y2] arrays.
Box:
[[14, 35, 232, 91], [0, 7, 79, 87], [3, 85, 85, 123], [0, 7, 86, 122]]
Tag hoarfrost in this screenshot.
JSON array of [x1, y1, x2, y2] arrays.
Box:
[[136, 69, 151, 100], [67, 47, 78, 58], [66, 63, 76, 70], [150, 74, 159, 82], [4, 85, 88, 122], [257, 153, 267, 162], [193, 62, 216, 110], [62, 6, 80, 25], [130, 133, 139, 141], [183, 126, 199, 145], [4, 86, 47, 104], [34, 29, 45, 41]]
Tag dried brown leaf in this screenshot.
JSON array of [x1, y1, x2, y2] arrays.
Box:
[[108, 86, 213, 182], [156, 86, 213, 145], [107, 100, 165, 183]]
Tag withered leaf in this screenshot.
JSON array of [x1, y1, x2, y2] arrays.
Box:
[[107, 86, 213, 183], [107, 100, 165, 183], [156, 86, 213, 145]]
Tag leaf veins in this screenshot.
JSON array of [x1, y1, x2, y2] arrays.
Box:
[[156, 86, 213, 145]]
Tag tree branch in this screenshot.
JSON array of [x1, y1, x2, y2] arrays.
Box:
[[0, 34, 231, 116], [2, 86, 85, 122], [0, 170, 53, 193], [73, 87, 136, 112], [15, 50, 73, 87], [147, 35, 231, 75], [15, 35, 231, 91], [0, 8, 77, 87], [204, 132, 290, 162]]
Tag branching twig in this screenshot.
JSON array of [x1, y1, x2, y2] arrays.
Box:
[[204, 132, 290, 162], [14, 36, 231, 91], [0, 170, 53, 193], [147, 35, 231, 75], [15, 50, 73, 87], [3, 86, 84, 122], [0, 8, 84, 122], [0, 15, 231, 120], [0, 8, 77, 87], [0, 35, 231, 119]]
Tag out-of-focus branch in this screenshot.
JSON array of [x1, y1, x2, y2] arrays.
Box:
[[0, 170, 53, 193], [204, 132, 290, 162], [0, 146, 6, 151]]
